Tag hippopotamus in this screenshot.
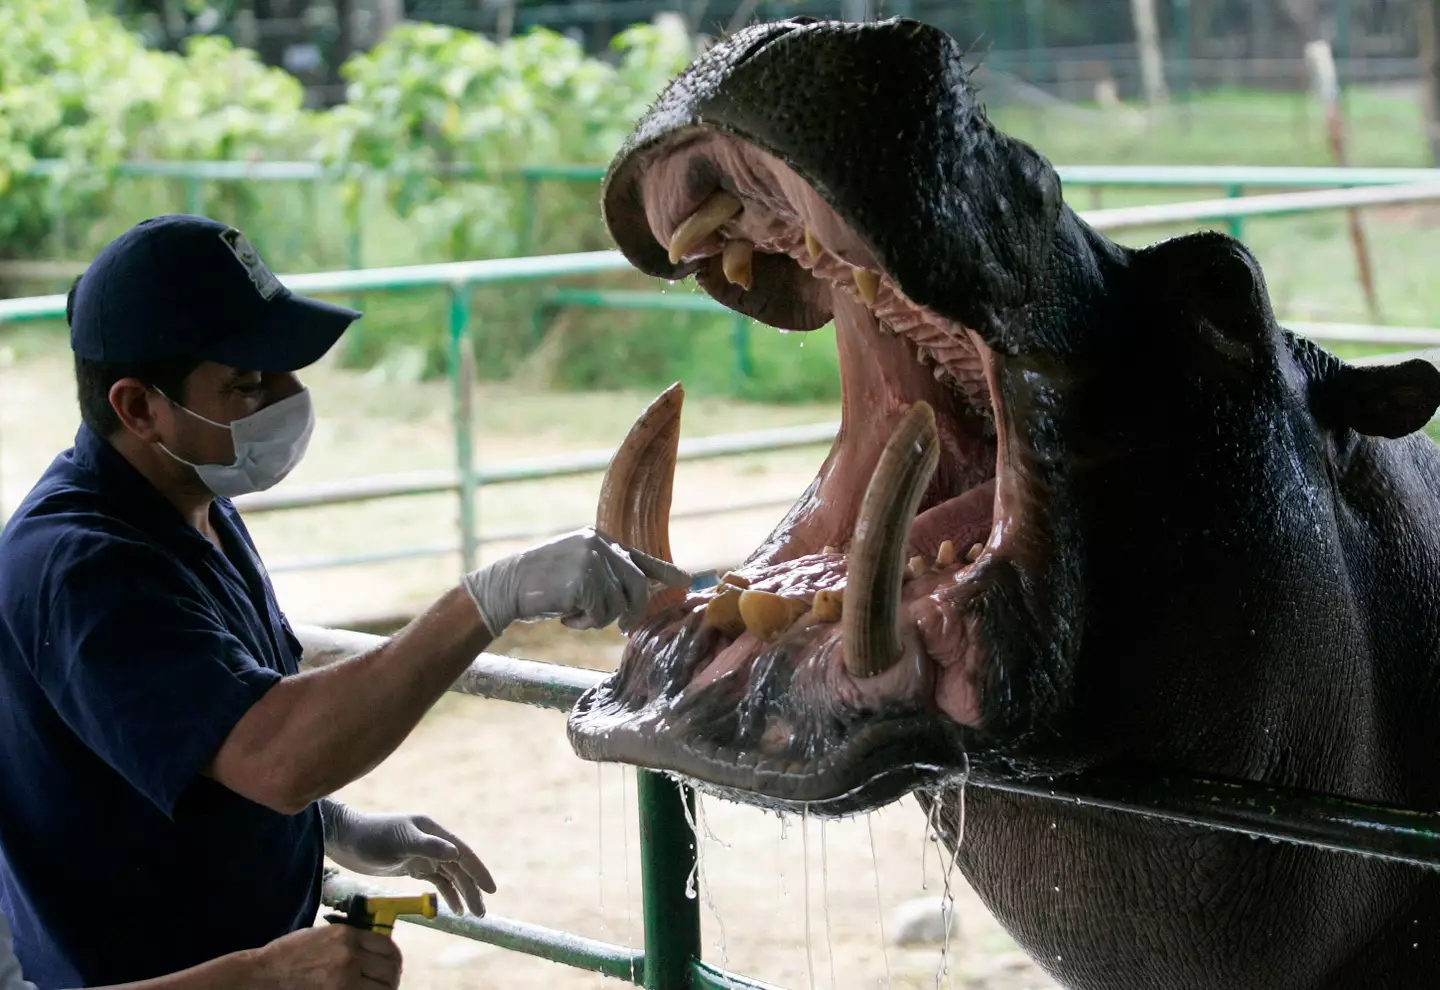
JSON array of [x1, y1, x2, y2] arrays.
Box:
[[565, 16, 1440, 989]]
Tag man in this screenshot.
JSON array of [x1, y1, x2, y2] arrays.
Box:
[[0, 215, 690, 988]]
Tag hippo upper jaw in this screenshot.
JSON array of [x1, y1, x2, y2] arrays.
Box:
[[565, 18, 1114, 816]]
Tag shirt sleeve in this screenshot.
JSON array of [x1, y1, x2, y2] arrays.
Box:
[[0, 910, 37, 990], [34, 537, 283, 821]]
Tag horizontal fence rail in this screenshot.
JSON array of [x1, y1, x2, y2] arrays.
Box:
[[13, 161, 1440, 269], [296, 623, 1440, 987], [5, 180, 1440, 566]]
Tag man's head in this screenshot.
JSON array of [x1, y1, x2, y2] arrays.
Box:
[[68, 215, 361, 497]]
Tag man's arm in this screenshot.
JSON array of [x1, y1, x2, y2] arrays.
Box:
[[92, 925, 401, 990], [204, 587, 487, 814], [203, 529, 690, 815]]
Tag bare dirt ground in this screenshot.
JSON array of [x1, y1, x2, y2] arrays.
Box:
[[0, 338, 1059, 989]]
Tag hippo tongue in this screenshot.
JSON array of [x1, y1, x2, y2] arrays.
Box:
[[908, 479, 997, 559]]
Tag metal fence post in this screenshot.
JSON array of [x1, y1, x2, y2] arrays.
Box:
[[636, 770, 701, 990], [1226, 184, 1245, 240], [449, 283, 479, 574], [185, 176, 205, 217], [519, 175, 539, 255]]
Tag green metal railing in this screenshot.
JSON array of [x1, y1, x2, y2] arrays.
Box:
[[295, 622, 1440, 988], [18, 160, 1440, 269], [6, 179, 1440, 562]]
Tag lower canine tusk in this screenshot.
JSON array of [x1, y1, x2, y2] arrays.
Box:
[[842, 402, 940, 677], [596, 382, 686, 622]]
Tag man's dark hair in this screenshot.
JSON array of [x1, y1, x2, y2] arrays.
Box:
[[68, 275, 202, 437]]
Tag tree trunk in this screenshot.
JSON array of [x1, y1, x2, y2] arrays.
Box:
[[1416, 0, 1440, 165], [375, 0, 403, 41], [1130, 0, 1170, 104]]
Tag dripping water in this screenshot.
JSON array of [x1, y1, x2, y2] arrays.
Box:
[[621, 766, 636, 984], [679, 790, 730, 964], [935, 755, 971, 990], [867, 816, 893, 990], [594, 763, 607, 940], [801, 804, 817, 990], [820, 819, 838, 990]]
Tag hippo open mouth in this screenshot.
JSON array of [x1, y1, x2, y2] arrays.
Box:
[[566, 16, 1075, 815]]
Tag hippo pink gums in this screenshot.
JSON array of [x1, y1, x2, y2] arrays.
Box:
[[564, 16, 1440, 990]]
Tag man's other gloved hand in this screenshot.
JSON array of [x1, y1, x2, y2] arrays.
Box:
[[321, 801, 495, 917], [462, 527, 693, 637]]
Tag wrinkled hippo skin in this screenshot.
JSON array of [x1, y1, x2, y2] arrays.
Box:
[[567, 16, 1440, 990]]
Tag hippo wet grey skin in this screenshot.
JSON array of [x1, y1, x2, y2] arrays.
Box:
[[565, 16, 1440, 990]]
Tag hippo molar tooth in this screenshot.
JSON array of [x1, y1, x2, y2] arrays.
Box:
[[811, 588, 843, 622], [966, 542, 984, 562], [738, 590, 809, 641], [907, 555, 927, 578], [936, 540, 957, 567]]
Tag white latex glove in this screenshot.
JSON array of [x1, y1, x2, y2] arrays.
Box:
[[320, 800, 495, 917], [462, 527, 693, 637]]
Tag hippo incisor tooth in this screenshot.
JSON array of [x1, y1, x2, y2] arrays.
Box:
[[722, 239, 754, 290], [804, 228, 823, 261], [738, 590, 809, 641], [667, 190, 743, 264], [967, 542, 984, 562], [843, 402, 940, 678], [822, 544, 839, 556], [595, 382, 685, 622], [721, 571, 751, 589], [703, 585, 747, 638], [936, 540, 957, 567], [812, 588, 843, 622], [853, 267, 881, 304]]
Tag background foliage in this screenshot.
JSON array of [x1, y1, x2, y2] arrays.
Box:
[[2, 0, 1436, 406]]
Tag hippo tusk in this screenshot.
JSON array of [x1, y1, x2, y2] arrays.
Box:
[[596, 382, 687, 618], [668, 191, 743, 264], [842, 402, 940, 678], [722, 239, 755, 290]]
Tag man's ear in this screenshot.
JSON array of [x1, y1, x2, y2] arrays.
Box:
[[1324, 358, 1440, 439], [109, 379, 165, 442]]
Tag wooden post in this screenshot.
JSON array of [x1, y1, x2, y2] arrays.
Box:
[[1130, 0, 1170, 105], [1416, 0, 1440, 165], [1305, 40, 1382, 323]]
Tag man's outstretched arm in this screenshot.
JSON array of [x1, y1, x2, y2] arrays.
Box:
[[203, 529, 690, 815]]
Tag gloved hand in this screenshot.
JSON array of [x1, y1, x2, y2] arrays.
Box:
[[462, 527, 693, 637], [320, 801, 495, 917]]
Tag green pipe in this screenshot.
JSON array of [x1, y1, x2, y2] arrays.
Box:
[[1226, 184, 1245, 240], [731, 313, 752, 383], [636, 771, 701, 990], [691, 962, 787, 990], [185, 176, 204, 216], [448, 284, 478, 575], [321, 873, 645, 983], [519, 176, 539, 255]]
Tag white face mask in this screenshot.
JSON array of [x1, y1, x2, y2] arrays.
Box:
[[156, 387, 315, 498]]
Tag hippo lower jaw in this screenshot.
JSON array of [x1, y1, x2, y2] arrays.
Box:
[[567, 132, 1032, 816]]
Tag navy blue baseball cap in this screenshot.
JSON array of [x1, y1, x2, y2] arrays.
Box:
[[69, 214, 362, 371]]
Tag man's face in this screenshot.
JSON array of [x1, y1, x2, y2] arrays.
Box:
[[157, 362, 303, 467]]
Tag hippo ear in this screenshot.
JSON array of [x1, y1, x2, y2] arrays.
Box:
[[1330, 358, 1440, 439]]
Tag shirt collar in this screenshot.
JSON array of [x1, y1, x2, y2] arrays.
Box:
[[70, 423, 221, 561]]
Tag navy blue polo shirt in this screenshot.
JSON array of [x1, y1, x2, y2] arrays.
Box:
[[0, 424, 324, 989]]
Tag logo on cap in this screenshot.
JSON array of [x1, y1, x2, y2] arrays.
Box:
[[219, 227, 283, 302]]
